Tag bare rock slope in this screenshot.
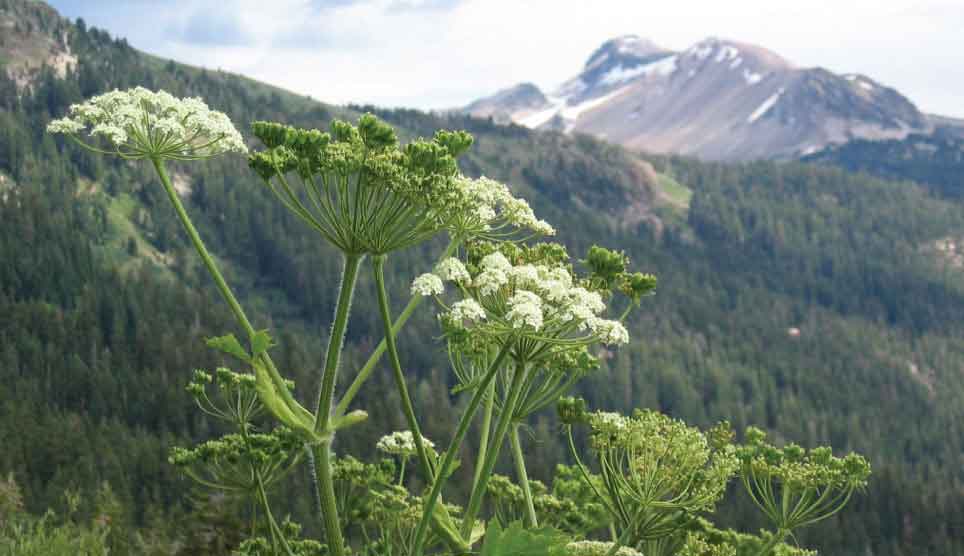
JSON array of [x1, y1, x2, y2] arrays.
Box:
[[465, 36, 931, 161]]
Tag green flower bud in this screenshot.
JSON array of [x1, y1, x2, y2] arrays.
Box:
[[620, 271, 657, 302], [357, 113, 397, 150], [584, 245, 628, 289], [557, 396, 588, 425]]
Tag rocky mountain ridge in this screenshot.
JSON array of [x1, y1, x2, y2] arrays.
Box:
[[465, 35, 933, 161]]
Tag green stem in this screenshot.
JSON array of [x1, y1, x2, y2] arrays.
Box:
[[603, 525, 635, 556], [315, 443, 347, 556], [754, 529, 788, 556], [153, 157, 254, 337], [372, 254, 434, 478], [471, 381, 496, 496], [255, 471, 296, 556], [411, 341, 514, 556], [154, 158, 346, 556], [333, 236, 461, 419], [510, 425, 538, 528], [460, 358, 528, 539], [314, 252, 364, 433]]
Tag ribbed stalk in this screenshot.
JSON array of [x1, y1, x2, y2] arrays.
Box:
[[153, 157, 255, 337], [460, 358, 528, 539], [510, 425, 538, 527], [334, 237, 461, 419], [314, 252, 363, 433], [411, 342, 513, 556], [314, 443, 346, 556], [153, 158, 348, 556], [371, 254, 434, 477], [471, 381, 496, 496]]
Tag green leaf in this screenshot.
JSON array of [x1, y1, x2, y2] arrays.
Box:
[[481, 521, 569, 556], [205, 334, 251, 362], [249, 329, 274, 358]]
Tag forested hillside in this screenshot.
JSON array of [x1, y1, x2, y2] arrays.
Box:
[[805, 133, 964, 199], [2, 1, 964, 554]]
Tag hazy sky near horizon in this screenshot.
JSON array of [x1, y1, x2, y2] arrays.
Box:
[[48, 0, 964, 117]]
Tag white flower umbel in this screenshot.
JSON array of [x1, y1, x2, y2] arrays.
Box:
[[411, 273, 445, 296], [435, 258, 470, 283], [449, 299, 487, 323], [376, 430, 436, 458], [46, 87, 247, 160], [588, 317, 630, 346], [433, 245, 633, 350], [505, 290, 544, 330], [450, 176, 555, 239]]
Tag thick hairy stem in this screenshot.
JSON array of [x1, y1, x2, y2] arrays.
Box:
[[510, 425, 538, 528], [333, 236, 461, 418], [308, 252, 362, 556], [315, 443, 347, 556], [411, 342, 514, 556], [372, 255, 434, 476], [314, 252, 364, 433], [460, 358, 528, 539]]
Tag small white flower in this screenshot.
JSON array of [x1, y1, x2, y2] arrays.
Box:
[[47, 118, 84, 134], [90, 122, 128, 144], [480, 251, 512, 272], [411, 273, 444, 296], [475, 268, 509, 296], [46, 86, 247, 158], [590, 411, 629, 431], [449, 299, 487, 322], [589, 318, 630, 345], [567, 541, 642, 556], [435, 258, 470, 282], [376, 431, 436, 457], [509, 264, 540, 288], [506, 290, 544, 330]]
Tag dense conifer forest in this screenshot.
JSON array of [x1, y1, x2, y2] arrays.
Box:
[[1, 1, 963, 554]]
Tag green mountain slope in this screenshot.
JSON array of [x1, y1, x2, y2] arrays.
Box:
[[804, 132, 964, 200], [2, 1, 964, 554]]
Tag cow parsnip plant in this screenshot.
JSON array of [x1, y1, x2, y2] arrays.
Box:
[[48, 88, 870, 556]]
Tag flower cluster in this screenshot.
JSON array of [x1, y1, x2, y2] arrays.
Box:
[[375, 431, 437, 458], [411, 243, 631, 348], [449, 175, 555, 238], [676, 533, 737, 556], [248, 116, 475, 254], [47, 87, 247, 159], [580, 408, 738, 542], [737, 427, 871, 491], [735, 427, 871, 534], [566, 541, 642, 556]]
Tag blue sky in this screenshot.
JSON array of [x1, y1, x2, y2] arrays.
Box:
[[48, 0, 964, 117]]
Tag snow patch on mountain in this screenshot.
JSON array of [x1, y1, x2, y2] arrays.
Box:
[[748, 87, 785, 123], [715, 45, 740, 62], [600, 55, 678, 85]]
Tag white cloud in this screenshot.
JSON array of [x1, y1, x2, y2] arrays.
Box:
[[50, 0, 964, 116]]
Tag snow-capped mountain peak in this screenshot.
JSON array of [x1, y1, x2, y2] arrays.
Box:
[[464, 35, 930, 161]]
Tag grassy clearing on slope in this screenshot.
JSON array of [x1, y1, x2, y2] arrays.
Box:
[[655, 172, 693, 209], [101, 190, 175, 275]]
